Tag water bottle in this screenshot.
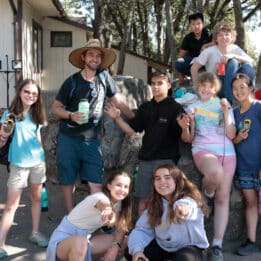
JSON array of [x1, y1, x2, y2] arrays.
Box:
[[78, 99, 90, 124], [41, 183, 48, 212], [3, 114, 15, 133], [175, 87, 186, 98], [4, 119, 14, 133], [259, 187, 261, 215]]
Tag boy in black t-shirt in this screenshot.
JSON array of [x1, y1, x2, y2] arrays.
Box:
[[105, 71, 191, 215], [175, 12, 213, 82]]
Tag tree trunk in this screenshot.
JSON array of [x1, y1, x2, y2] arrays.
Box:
[[256, 53, 261, 84], [92, 0, 104, 40], [165, 0, 177, 77], [154, 0, 164, 62], [233, 0, 245, 50], [117, 2, 135, 75]]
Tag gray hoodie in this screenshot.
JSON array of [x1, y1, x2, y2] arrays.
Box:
[[128, 197, 209, 255]]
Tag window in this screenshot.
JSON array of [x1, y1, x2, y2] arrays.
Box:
[[51, 31, 72, 47], [32, 20, 43, 73]]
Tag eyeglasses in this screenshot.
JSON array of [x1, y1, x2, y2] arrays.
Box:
[[22, 89, 38, 97], [89, 82, 97, 97]]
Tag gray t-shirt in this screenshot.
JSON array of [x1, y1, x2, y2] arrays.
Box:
[[195, 44, 252, 73]]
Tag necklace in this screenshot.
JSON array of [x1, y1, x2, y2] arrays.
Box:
[[81, 69, 95, 82]]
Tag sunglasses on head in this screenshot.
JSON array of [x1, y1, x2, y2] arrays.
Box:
[[150, 71, 171, 82], [232, 73, 252, 86]]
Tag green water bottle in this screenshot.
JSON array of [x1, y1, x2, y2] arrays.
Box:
[[41, 183, 48, 212], [78, 99, 89, 124]]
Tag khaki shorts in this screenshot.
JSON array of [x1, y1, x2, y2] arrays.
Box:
[[7, 162, 46, 189]]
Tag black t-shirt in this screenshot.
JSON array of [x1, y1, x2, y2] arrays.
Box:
[[56, 70, 118, 140], [129, 97, 185, 162], [181, 28, 212, 57]]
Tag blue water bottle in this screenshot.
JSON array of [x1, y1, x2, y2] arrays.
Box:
[[41, 183, 48, 212]]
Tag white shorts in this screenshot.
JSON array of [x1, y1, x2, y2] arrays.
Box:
[[7, 162, 46, 189]]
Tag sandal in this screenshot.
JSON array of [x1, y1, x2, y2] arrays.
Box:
[[0, 248, 8, 259]]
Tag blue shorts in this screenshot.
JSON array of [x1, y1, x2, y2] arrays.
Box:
[[134, 159, 174, 198], [56, 133, 103, 185], [234, 170, 260, 190], [46, 216, 92, 261]]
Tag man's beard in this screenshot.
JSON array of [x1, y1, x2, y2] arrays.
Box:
[[85, 61, 100, 71]]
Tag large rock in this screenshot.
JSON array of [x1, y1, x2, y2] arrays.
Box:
[[41, 75, 151, 182]]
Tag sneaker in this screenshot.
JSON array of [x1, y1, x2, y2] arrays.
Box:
[[208, 246, 223, 261], [236, 239, 259, 256], [29, 231, 49, 247], [0, 248, 8, 259]]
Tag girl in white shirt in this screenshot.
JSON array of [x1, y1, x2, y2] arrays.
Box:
[[46, 169, 132, 261]]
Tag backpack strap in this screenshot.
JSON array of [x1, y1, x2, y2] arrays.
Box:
[[67, 71, 106, 106], [68, 74, 77, 104], [96, 70, 107, 92]]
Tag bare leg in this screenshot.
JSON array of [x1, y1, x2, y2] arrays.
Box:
[[198, 154, 224, 194], [242, 189, 258, 242], [213, 171, 233, 240], [0, 188, 23, 248], [88, 182, 102, 194], [56, 235, 88, 261], [91, 234, 114, 257], [61, 185, 75, 213], [30, 183, 42, 233]]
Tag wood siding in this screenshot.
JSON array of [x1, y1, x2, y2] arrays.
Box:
[[0, 1, 15, 107], [42, 18, 86, 91]]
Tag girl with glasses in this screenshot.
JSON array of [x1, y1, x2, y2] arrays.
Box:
[[0, 79, 48, 259]]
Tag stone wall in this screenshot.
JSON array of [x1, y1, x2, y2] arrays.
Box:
[[41, 75, 251, 242]]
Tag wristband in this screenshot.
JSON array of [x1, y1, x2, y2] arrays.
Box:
[[112, 241, 121, 249], [68, 112, 73, 121]]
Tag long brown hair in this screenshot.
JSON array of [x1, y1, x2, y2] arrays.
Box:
[[102, 168, 132, 232], [9, 79, 46, 125], [146, 164, 208, 227]]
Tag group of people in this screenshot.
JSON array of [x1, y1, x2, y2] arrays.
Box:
[[175, 12, 255, 104], [0, 14, 259, 261]]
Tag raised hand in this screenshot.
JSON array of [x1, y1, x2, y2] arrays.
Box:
[[104, 102, 121, 120]]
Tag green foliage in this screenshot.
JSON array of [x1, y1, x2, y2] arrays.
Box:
[[61, 0, 260, 62]]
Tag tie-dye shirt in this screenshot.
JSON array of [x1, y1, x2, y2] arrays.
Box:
[[187, 97, 235, 156]]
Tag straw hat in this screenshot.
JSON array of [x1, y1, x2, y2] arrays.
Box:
[[68, 39, 116, 69]]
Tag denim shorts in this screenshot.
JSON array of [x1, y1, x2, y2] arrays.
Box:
[[56, 133, 103, 185], [134, 159, 174, 198], [8, 162, 46, 189], [234, 170, 261, 190]]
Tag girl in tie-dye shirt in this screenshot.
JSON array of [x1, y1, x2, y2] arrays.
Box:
[[181, 72, 236, 260]]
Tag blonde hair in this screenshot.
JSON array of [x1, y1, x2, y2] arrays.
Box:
[[195, 72, 221, 93], [213, 21, 237, 44]]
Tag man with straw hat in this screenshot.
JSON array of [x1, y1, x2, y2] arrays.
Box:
[[52, 38, 134, 212]]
